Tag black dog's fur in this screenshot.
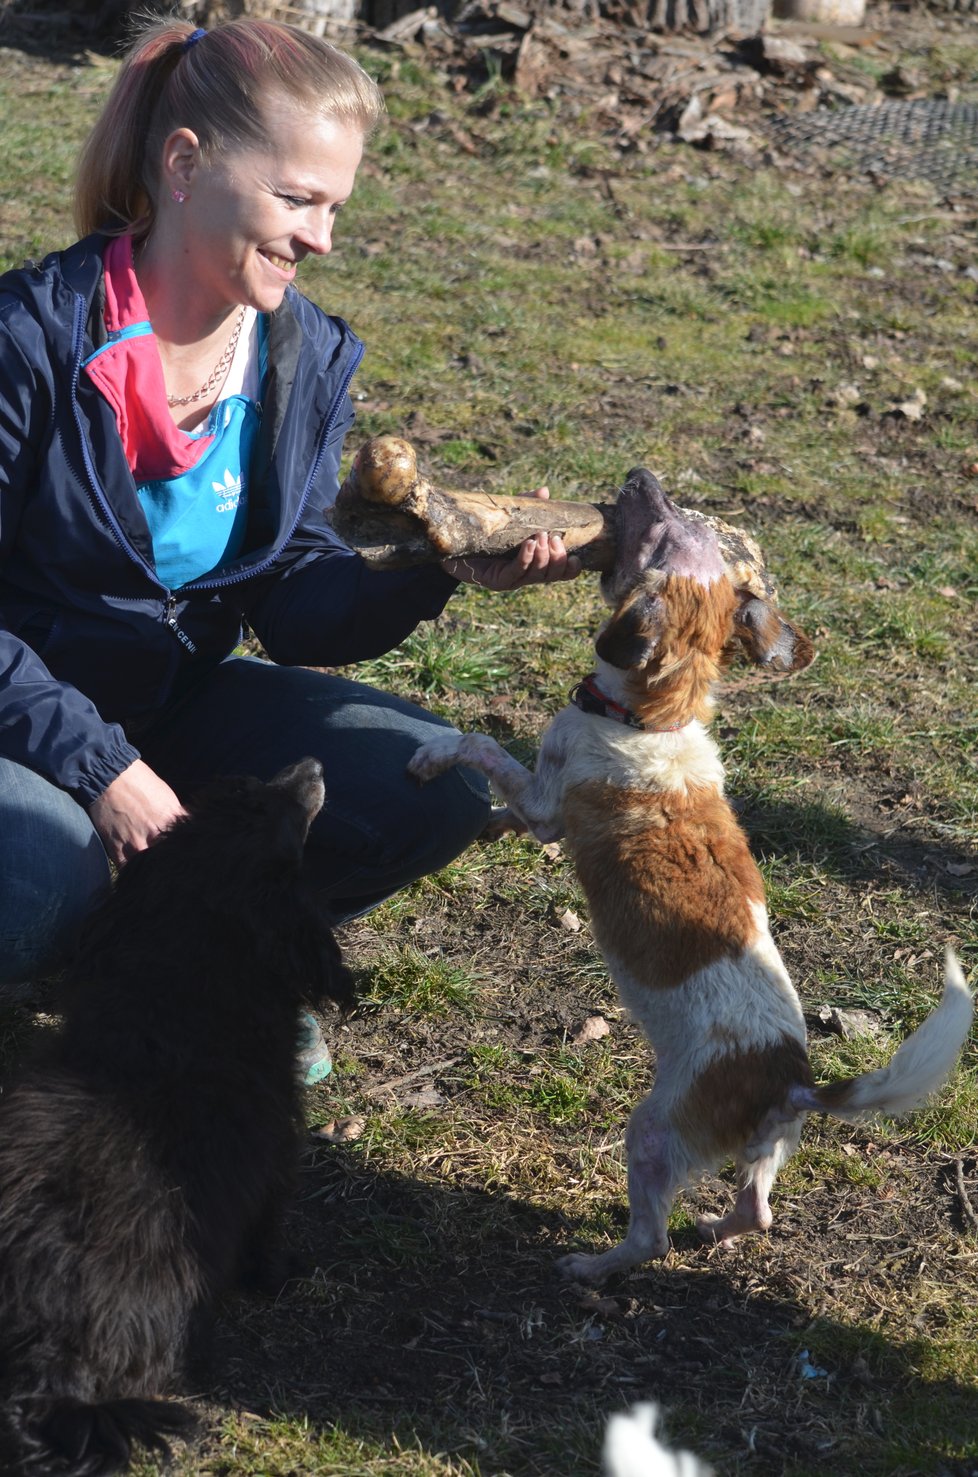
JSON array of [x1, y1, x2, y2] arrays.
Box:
[[0, 758, 353, 1476]]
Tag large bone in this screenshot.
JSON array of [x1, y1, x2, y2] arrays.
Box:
[[329, 435, 776, 600]]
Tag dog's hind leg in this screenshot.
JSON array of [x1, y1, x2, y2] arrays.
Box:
[[236, 1180, 295, 1296], [696, 1123, 801, 1248], [558, 1094, 687, 1285]]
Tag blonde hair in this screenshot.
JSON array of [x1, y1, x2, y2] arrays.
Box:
[[73, 17, 385, 238]]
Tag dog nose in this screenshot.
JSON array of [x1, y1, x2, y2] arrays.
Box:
[[270, 757, 325, 792], [614, 467, 726, 584], [622, 468, 674, 518]]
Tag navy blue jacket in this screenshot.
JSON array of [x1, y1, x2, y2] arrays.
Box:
[[0, 235, 458, 806]]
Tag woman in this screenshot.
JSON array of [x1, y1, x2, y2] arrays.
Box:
[[0, 18, 578, 1070]]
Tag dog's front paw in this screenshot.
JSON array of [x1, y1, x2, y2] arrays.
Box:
[[407, 736, 464, 784], [482, 806, 527, 841]]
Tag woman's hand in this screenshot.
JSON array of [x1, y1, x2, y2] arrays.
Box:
[[88, 759, 187, 866], [441, 487, 583, 591]]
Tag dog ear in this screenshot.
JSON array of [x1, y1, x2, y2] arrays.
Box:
[[595, 591, 669, 670], [732, 591, 815, 674]]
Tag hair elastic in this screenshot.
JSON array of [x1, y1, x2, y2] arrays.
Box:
[[183, 27, 207, 50]]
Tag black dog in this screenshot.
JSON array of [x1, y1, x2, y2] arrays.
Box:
[[0, 757, 353, 1476]]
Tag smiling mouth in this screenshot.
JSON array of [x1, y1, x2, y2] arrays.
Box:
[[262, 251, 296, 272]]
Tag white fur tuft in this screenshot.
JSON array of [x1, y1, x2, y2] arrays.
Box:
[[799, 947, 974, 1122], [603, 1403, 712, 1477]]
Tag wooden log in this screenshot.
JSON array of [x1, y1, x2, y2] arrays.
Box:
[[329, 434, 776, 599]]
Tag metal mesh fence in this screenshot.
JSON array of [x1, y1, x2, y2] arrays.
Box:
[[769, 99, 978, 196]]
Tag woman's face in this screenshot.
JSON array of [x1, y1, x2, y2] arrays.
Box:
[[170, 102, 364, 315]]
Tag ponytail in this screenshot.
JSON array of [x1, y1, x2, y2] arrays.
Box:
[[73, 22, 189, 238], [73, 17, 385, 239]]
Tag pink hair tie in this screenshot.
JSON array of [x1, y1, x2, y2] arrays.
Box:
[[183, 27, 206, 50]]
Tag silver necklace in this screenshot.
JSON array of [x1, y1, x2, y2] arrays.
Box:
[[166, 307, 247, 407]]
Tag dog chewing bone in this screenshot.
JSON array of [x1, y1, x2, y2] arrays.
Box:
[[330, 435, 777, 600], [408, 468, 974, 1282]]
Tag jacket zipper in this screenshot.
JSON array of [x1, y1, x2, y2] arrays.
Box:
[[69, 293, 364, 644], [70, 296, 187, 647], [70, 293, 162, 590], [163, 596, 198, 654]]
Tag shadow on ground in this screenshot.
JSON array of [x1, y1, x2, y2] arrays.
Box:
[[734, 791, 977, 905], [197, 1145, 978, 1476]]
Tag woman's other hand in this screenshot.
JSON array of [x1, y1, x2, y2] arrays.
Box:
[[441, 487, 583, 591], [88, 759, 187, 866]]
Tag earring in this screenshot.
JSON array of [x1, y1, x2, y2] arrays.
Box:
[[172, 189, 188, 204]]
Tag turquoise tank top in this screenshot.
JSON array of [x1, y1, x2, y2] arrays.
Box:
[[136, 393, 259, 589]]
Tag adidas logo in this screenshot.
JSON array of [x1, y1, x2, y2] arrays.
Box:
[[213, 468, 242, 514]]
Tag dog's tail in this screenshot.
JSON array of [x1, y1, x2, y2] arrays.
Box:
[[791, 947, 973, 1123], [2, 1394, 194, 1476]]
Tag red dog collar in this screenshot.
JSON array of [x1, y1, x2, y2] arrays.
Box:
[[570, 675, 685, 732], [571, 675, 646, 729]]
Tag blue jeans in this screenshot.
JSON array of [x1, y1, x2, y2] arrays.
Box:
[[0, 658, 489, 994]]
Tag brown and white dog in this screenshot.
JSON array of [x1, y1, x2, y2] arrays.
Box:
[[408, 469, 974, 1283]]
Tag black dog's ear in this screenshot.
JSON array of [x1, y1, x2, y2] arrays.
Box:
[[596, 591, 668, 670], [732, 592, 815, 674]]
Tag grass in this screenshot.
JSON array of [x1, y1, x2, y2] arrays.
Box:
[[2, 17, 978, 1477], [362, 945, 481, 1019], [353, 623, 512, 698]]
